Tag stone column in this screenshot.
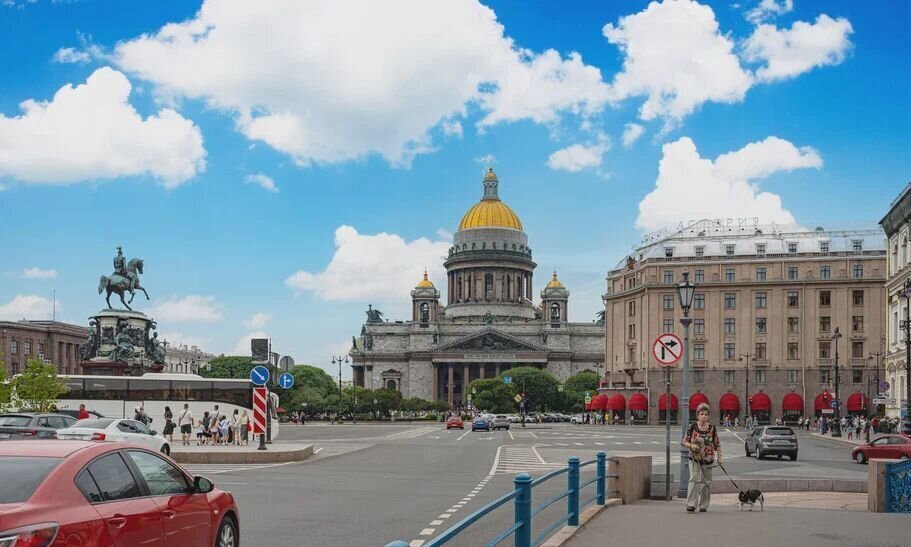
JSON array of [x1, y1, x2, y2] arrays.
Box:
[[480, 364, 486, 379], [432, 363, 439, 401], [464, 364, 470, 400], [447, 364, 454, 407]]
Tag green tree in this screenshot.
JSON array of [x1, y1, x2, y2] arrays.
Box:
[[0, 360, 11, 413], [499, 367, 561, 412], [201, 356, 255, 379], [468, 378, 515, 413], [563, 371, 601, 412], [371, 387, 403, 417], [12, 358, 67, 412]]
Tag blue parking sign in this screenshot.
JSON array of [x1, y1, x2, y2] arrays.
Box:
[[830, 399, 838, 409], [503, 376, 512, 384]]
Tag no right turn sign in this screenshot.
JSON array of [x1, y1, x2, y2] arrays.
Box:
[[652, 334, 683, 367]]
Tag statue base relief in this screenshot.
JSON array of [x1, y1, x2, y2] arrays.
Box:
[[78, 309, 165, 376]]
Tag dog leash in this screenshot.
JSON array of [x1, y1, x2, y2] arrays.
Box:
[[714, 463, 741, 491]]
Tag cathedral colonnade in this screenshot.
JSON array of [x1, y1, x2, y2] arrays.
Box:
[[432, 362, 546, 407]]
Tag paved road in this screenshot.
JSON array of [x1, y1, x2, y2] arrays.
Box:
[[196, 423, 867, 547]]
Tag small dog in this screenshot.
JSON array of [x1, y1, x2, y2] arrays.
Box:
[[738, 489, 765, 511]]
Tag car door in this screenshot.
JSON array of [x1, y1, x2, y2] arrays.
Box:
[[83, 452, 165, 547], [125, 450, 212, 547], [117, 420, 156, 450], [866, 437, 891, 458]]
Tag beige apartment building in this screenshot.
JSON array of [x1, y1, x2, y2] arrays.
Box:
[[881, 183, 911, 419], [602, 220, 886, 425]]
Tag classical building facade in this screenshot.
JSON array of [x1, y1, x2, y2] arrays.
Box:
[[602, 220, 886, 425], [161, 343, 216, 375], [350, 169, 604, 406], [881, 183, 911, 419], [0, 320, 89, 376]]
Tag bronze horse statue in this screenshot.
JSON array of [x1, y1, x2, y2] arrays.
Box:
[[98, 258, 149, 310]]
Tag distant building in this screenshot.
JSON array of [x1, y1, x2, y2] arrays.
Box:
[[603, 220, 886, 425], [881, 183, 911, 418], [162, 343, 216, 375], [0, 320, 89, 376]]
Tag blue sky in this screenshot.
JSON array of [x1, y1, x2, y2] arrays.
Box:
[[0, 0, 908, 377]]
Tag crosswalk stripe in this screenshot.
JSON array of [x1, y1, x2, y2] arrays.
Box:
[[182, 462, 297, 475]]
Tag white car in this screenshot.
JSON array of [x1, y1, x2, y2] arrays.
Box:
[[570, 414, 584, 424], [56, 417, 171, 455]]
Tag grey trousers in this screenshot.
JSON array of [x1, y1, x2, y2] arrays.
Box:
[[686, 460, 713, 510]]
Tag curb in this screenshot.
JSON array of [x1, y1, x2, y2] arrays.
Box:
[[539, 498, 622, 547], [171, 444, 314, 464], [810, 433, 863, 446], [652, 478, 867, 495]]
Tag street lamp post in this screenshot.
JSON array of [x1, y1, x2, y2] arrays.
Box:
[[332, 355, 349, 424], [739, 353, 755, 426], [868, 351, 884, 417], [901, 278, 911, 435], [832, 327, 843, 437], [676, 271, 696, 499]]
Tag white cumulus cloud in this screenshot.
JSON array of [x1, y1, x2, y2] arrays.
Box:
[[636, 136, 822, 232], [285, 225, 450, 303], [22, 267, 57, 279], [244, 172, 278, 193], [243, 312, 271, 329], [113, 0, 608, 167], [442, 120, 463, 138], [0, 67, 205, 188], [547, 140, 610, 173], [148, 295, 223, 323], [52, 47, 91, 64], [745, 0, 793, 24], [621, 123, 645, 148], [743, 14, 854, 82], [0, 295, 56, 320]]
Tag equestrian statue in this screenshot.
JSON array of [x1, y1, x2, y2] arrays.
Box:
[[98, 247, 150, 311]]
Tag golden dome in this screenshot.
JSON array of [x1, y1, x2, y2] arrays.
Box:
[[416, 270, 435, 289], [546, 271, 563, 288], [483, 168, 498, 183], [457, 168, 523, 231]]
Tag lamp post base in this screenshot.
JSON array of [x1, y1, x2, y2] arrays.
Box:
[[677, 449, 690, 498]]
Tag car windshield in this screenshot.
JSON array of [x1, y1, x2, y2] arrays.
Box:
[[0, 457, 62, 503], [0, 415, 32, 427], [767, 427, 794, 436], [73, 418, 115, 429]]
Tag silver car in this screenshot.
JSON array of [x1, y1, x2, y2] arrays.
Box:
[[492, 414, 511, 430]]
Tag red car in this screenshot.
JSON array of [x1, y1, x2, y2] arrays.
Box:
[[0, 440, 239, 547], [851, 435, 911, 464], [446, 416, 464, 430]]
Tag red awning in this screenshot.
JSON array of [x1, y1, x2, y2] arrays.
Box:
[[814, 391, 831, 411], [659, 393, 678, 411], [629, 393, 648, 411], [584, 402, 592, 411], [782, 393, 803, 412], [689, 392, 709, 411], [847, 392, 869, 412], [276, 407, 286, 414], [719, 393, 740, 411], [590, 394, 609, 411], [607, 393, 626, 411], [750, 393, 771, 411]]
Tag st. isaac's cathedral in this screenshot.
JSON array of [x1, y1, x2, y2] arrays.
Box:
[[350, 169, 604, 407]]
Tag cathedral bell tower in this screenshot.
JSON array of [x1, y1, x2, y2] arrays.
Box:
[[411, 271, 441, 326], [541, 271, 569, 327]]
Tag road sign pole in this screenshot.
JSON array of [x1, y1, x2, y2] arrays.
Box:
[[665, 365, 671, 502], [266, 388, 273, 444]]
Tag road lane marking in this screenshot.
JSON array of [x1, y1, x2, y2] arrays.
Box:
[[508, 429, 515, 440], [419, 529, 435, 536], [430, 520, 443, 526], [438, 514, 451, 519], [410, 541, 425, 547], [528, 432, 538, 438], [314, 447, 324, 454], [181, 461, 299, 475], [457, 430, 471, 441]]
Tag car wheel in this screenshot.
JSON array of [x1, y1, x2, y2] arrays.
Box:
[[756, 448, 763, 460], [215, 516, 237, 547], [744, 443, 751, 457], [160, 444, 170, 456], [789, 453, 797, 461], [855, 451, 866, 464]]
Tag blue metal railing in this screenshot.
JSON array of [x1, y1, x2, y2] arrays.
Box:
[[385, 451, 614, 547], [885, 458, 911, 513]]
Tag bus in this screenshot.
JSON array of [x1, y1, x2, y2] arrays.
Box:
[[53, 373, 281, 439]]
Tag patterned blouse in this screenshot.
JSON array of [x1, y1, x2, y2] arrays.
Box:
[[684, 422, 720, 464]]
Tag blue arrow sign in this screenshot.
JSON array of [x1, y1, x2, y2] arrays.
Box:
[[278, 372, 295, 389], [830, 399, 838, 409], [250, 365, 270, 386], [503, 376, 512, 384]]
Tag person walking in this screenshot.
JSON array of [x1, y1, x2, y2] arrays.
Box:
[[240, 410, 250, 445], [229, 409, 240, 445], [682, 403, 722, 513], [162, 406, 175, 444], [200, 411, 212, 445], [177, 404, 193, 446], [77, 404, 90, 420]]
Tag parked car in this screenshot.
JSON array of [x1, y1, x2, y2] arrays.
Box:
[[851, 435, 911, 464], [57, 418, 171, 455], [446, 416, 464, 430], [0, 440, 239, 547], [491, 415, 511, 430], [56, 408, 106, 420], [744, 426, 798, 460], [0, 413, 77, 440], [472, 417, 490, 432], [508, 414, 522, 423], [570, 414, 584, 425]]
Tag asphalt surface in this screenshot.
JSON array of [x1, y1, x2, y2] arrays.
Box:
[[192, 422, 867, 547]]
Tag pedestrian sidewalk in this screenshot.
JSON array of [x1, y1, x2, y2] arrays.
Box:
[[810, 432, 864, 445], [170, 441, 313, 464], [566, 494, 910, 547]]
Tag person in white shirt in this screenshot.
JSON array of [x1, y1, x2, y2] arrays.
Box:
[[177, 403, 194, 446]]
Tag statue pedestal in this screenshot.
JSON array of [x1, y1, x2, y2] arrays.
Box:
[[79, 309, 164, 376]]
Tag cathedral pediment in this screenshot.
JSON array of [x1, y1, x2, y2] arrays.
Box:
[[433, 328, 545, 353]]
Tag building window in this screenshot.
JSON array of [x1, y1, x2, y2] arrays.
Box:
[[628, 346, 635, 364], [820, 369, 831, 384], [725, 268, 735, 282], [725, 244, 735, 256], [665, 247, 674, 258], [11, 362, 18, 375], [694, 343, 705, 360], [853, 264, 863, 278], [664, 271, 674, 284], [628, 301, 636, 316], [788, 317, 799, 333], [485, 273, 494, 299], [819, 316, 831, 333], [852, 315, 864, 332], [694, 319, 704, 335], [787, 291, 799, 307], [787, 370, 800, 384], [851, 341, 864, 359], [755, 292, 767, 308], [695, 270, 704, 283], [628, 324, 636, 339], [694, 293, 705, 309], [756, 268, 766, 281], [788, 342, 799, 359], [788, 266, 798, 280], [10, 340, 17, 355], [724, 343, 735, 360], [820, 265, 830, 279], [756, 243, 766, 256], [852, 369, 863, 383], [820, 242, 829, 254], [788, 243, 798, 253], [24, 341, 31, 355], [819, 291, 831, 306], [693, 370, 704, 384], [756, 342, 767, 359], [695, 246, 704, 257], [724, 370, 735, 385], [663, 319, 674, 334], [37, 343, 45, 360], [663, 295, 674, 310], [724, 318, 736, 335], [755, 370, 767, 384], [819, 340, 831, 359], [724, 293, 736, 309], [852, 290, 864, 306], [756, 317, 767, 334], [852, 240, 863, 253]]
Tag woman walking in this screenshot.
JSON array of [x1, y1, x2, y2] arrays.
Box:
[[162, 406, 175, 444], [682, 403, 722, 513], [240, 410, 250, 445], [230, 409, 240, 445]]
